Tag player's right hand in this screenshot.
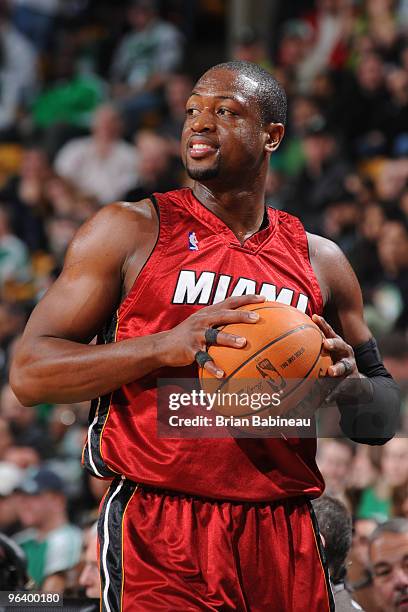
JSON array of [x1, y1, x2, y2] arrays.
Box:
[[160, 294, 265, 377]]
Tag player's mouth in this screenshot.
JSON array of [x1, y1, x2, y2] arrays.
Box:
[[188, 136, 219, 159], [396, 595, 408, 610]]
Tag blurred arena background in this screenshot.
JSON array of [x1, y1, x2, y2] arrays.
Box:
[[0, 0, 407, 609]]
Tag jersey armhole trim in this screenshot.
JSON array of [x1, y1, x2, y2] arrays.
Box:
[[150, 194, 160, 217], [293, 215, 324, 315], [117, 193, 172, 320]]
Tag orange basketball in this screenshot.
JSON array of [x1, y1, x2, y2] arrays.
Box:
[[199, 302, 332, 418]]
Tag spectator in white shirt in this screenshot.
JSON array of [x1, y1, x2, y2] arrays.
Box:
[[54, 104, 139, 205]]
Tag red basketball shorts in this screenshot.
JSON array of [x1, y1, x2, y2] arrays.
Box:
[[97, 478, 334, 611]]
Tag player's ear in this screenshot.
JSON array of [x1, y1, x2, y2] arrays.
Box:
[[264, 123, 284, 153]]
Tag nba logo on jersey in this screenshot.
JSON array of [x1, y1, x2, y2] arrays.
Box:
[[188, 232, 199, 251]]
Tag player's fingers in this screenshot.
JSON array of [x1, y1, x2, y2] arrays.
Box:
[[195, 350, 224, 379], [217, 294, 265, 310], [312, 314, 338, 339], [206, 308, 260, 327], [202, 358, 224, 379], [323, 337, 352, 355], [212, 331, 247, 348], [327, 357, 356, 378]]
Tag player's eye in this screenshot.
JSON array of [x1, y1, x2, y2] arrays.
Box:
[[186, 108, 200, 116], [218, 108, 235, 116]]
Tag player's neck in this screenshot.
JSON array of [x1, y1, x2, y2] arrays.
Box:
[[192, 181, 267, 244]]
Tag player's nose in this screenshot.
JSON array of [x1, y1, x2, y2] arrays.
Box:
[[191, 109, 216, 133]]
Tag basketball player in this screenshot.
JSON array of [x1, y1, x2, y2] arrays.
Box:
[[10, 61, 399, 611]]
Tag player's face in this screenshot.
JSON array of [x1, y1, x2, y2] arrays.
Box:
[[371, 533, 408, 611], [181, 68, 268, 182]]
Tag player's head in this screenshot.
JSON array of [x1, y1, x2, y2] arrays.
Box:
[[181, 60, 286, 183], [369, 519, 408, 611]]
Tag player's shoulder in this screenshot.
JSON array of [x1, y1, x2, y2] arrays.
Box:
[[82, 198, 157, 236], [307, 232, 362, 308], [67, 199, 158, 266], [306, 232, 346, 267], [97, 198, 156, 220]]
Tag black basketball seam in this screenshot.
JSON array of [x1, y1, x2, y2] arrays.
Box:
[[228, 340, 324, 417], [215, 323, 321, 389], [215, 304, 311, 333]]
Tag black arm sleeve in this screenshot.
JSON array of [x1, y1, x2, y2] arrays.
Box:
[[337, 338, 401, 445]]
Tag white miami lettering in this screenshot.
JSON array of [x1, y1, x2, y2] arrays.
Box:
[[172, 270, 216, 304], [172, 270, 309, 312], [213, 275, 232, 303], [259, 283, 308, 313], [231, 278, 257, 297]]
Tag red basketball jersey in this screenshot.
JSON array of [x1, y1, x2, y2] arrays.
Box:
[[82, 188, 325, 502]]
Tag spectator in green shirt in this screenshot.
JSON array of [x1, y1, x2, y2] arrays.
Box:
[[13, 466, 82, 587]]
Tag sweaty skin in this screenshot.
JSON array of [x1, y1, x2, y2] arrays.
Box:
[[10, 68, 371, 406]]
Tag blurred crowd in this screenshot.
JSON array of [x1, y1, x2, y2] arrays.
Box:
[[0, 0, 407, 608]]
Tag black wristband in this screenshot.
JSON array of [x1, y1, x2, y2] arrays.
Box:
[[354, 337, 390, 378], [337, 338, 401, 445]]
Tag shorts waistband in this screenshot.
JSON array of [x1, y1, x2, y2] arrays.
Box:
[[115, 476, 309, 508]]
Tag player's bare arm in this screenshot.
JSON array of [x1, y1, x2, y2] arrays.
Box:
[[10, 201, 263, 405], [308, 232, 371, 376], [308, 232, 400, 441], [10, 200, 162, 404]]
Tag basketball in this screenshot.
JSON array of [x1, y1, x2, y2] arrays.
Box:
[[199, 302, 333, 418]]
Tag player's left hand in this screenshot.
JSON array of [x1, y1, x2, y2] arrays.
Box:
[[311, 314, 359, 379], [311, 314, 374, 407]]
